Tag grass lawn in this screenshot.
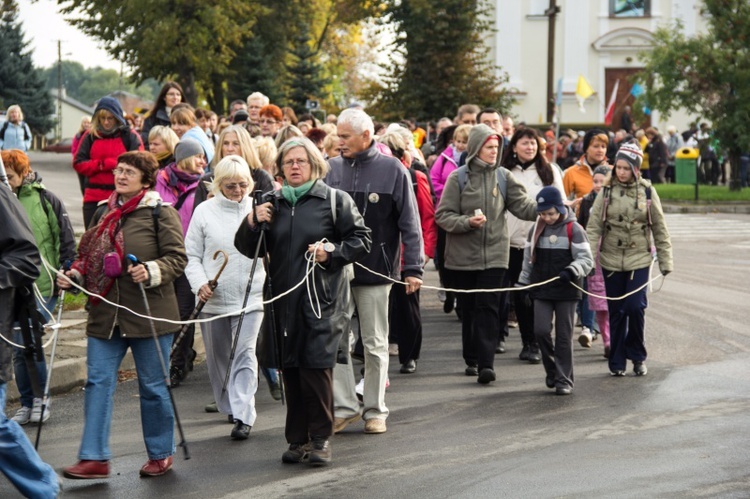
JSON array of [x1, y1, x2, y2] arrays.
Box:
[[654, 184, 750, 203], [63, 290, 88, 310]]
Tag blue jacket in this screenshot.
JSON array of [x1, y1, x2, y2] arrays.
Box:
[[0, 121, 32, 151], [182, 126, 215, 166]]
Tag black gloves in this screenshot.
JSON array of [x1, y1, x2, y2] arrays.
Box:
[[558, 268, 576, 284], [662, 270, 671, 277]]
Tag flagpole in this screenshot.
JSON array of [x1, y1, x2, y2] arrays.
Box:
[[552, 77, 563, 165]]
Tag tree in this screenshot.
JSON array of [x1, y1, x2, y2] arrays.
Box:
[[363, 0, 513, 121], [0, 0, 54, 134], [56, 0, 260, 106], [286, 22, 329, 115], [636, 0, 750, 190]]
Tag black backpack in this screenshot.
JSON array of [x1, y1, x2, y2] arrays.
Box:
[[1, 120, 30, 142]]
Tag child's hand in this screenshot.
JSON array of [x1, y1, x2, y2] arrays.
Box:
[[558, 268, 576, 284]]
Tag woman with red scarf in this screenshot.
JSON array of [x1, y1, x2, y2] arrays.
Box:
[[58, 151, 187, 479]]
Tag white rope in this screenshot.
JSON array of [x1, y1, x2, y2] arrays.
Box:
[[305, 240, 327, 319]]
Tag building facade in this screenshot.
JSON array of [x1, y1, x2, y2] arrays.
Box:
[[491, 0, 708, 131]]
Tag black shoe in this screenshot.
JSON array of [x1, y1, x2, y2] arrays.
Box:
[[308, 438, 331, 467], [400, 360, 417, 374], [169, 366, 185, 388], [231, 421, 251, 440], [443, 297, 455, 314], [556, 386, 572, 395], [610, 370, 626, 377], [455, 306, 463, 321], [188, 349, 197, 372], [545, 375, 555, 389], [518, 345, 530, 361], [633, 362, 648, 376], [269, 381, 282, 401], [495, 341, 506, 354], [228, 414, 235, 423], [465, 365, 478, 376], [477, 368, 496, 384], [282, 443, 310, 464], [527, 346, 542, 364]]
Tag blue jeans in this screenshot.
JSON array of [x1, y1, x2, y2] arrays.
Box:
[[0, 383, 60, 498], [11, 296, 57, 408], [576, 284, 595, 331], [78, 328, 175, 461]]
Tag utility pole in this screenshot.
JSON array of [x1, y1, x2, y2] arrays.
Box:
[[545, 0, 560, 123], [57, 40, 63, 141]]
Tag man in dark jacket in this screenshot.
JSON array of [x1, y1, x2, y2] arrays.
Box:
[[326, 108, 424, 435], [0, 182, 60, 498]]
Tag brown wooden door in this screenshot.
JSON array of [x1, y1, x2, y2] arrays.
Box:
[[605, 67, 651, 131]]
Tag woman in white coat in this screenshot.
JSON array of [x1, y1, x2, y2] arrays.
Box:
[[184, 155, 265, 440]]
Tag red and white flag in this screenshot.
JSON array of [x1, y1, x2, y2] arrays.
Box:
[[604, 79, 620, 126]]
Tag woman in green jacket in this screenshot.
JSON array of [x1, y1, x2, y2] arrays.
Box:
[[586, 142, 673, 377]]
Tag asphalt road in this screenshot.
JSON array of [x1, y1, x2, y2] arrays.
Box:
[[2, 152, 749, 498]]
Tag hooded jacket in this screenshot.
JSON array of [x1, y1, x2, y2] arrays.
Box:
[[586, 177, 673, 274], [519, 207, 593, 301], [435, 124, 538, 271]]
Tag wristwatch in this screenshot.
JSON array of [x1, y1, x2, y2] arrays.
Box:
[[323, 242, 335, 253]]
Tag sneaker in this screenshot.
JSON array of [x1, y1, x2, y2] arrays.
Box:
[[355, 378, 364, 402], [139, 456, 173, 477], [230, 421, 251, 440], [333, 413, 361, 433], [437, 290, 447, 302], [11, 406, 32, 425], [63, 460, 110, 479], [282, 443, 310, 464], [308, 438, 331, 467], [30, 398, 50, 423], [610, 370, 626, 377], [269, 382, 282, 401], [388, 343, 399, 356], [204, 401, 218, 413], [518, 345, 530, 361], [508, 320, 519, 329], [495, 341, 506, 354], [477, 368, 496, 384], [364, 418, 387, 434], [527, 346, 542, 364], [578, 327, 593, 348], [633, 362, 648, 376]]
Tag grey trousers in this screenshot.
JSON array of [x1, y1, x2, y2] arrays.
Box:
[[534, 300, 577, 390], [200, 311, 262, 426]]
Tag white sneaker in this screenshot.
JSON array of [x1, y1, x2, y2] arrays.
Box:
[[11, 406, 32, 425], [388, 343, 399, 356], [30, 398, 50, 423], [437, 290, 447, 302], [355, 378, 364, 402], [578, 327, 593, 348]]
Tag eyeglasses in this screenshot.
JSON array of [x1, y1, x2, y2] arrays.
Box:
[[282, 158, 310, 168], [165, 91, 182, 98], [223, 182, 250, 191], [113, 167, 140, 178], [260, 119, 279, 125]]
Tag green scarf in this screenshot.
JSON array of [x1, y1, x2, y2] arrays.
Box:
[[281, 179, 315, 205]]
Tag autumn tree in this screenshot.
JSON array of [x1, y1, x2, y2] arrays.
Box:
[[637, 0, 750, 190]]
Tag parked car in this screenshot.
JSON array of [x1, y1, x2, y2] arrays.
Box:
[[42, 138, 73, 153]]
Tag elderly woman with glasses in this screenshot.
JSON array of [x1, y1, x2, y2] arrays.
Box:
[[235, 137, 371, 467], [185, 156, 265, 440]]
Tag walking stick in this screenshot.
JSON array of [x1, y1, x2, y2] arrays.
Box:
[[220, 192, 266, 396], [126, 254, 190, 460], [170, 250, 229, 358]]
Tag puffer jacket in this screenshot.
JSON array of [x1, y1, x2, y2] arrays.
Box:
[[435, 124, 538, 271], [15, 173, 76, 297], [234, 180, 371, 369], [185, 193, 265, 315], [73, 191, 187, 339], [586, 177, 673, 274], [519, 207, 593, 301]]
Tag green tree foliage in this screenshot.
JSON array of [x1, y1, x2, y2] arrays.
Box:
[[56, 0, 259, 106], [0, 0, 54, 134], [287, 22, 329, 115], [637, 0, 750, 190], [363, 0, 513, 121]]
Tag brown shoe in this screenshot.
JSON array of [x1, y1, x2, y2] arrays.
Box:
[[363, 418, 387, 434], [63, 460, 110, 479], [308, 438, 331, 467], [333, 413, 361, 434], [139, 456, 173, 477], [282, 442, 311, 464]]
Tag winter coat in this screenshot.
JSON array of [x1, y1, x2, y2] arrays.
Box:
[[15, 173, 76, 297], [435, 125, 538, 271], [586, 263, 608, 311], [74, 128, 144, 203], [407, 165, 437, 260], [192, 168, 276, 213], [519, 208, 593, 301], [325, 141, 424, 285], [430, 147, 459, 202], [506, 162, 565, 249], [153, 165, 201, 235], [646, 136, 669, 171], [76, 191, 187, 339], [562, 156, 605, 200], [234, 180, 371, 369], [0, 121, 32, 151], [586, 177, 673, 274], [140, 108, 171, 149], [185, 193, 265, 315]]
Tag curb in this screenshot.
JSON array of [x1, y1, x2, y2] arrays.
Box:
[[661, 203, 750, 214]]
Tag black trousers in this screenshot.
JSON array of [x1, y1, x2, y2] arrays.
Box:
[[82, 201, 100, 230], [507, 247, 537, 348], [171, 274, 196, 371], [283, 367, 333, 444], [450, 268, 505, 370], [388, 274, 422, 364]]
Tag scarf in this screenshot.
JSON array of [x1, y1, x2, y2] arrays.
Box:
[[281, 179, 315, 206], [162, 163, 202, 198], [73, 189, 147, 304], [154, 150, 172, 164]]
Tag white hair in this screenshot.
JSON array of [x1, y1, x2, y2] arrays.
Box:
[[338, 108, 374, 136], [667, 125, 677, 134], [246, 92, 269, 106], [210, 155, 253, 196]]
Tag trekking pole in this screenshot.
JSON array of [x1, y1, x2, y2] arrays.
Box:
[[35, 262, 71, 449], [126, 254, 190, 460], [170, 250, 229, 358], [220, 191, 265, 396]]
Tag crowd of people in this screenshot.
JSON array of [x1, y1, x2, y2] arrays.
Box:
[[0, 88, 676, 494]]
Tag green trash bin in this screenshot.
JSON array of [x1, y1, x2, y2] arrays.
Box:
[[675, 147, 699, 184]]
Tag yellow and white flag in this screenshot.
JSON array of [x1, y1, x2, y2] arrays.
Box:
[[575, 75, 594, 113]]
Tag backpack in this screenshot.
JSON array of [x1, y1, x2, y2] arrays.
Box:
[[456, 165, 509, 201], [1, 120, 30, 142]]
